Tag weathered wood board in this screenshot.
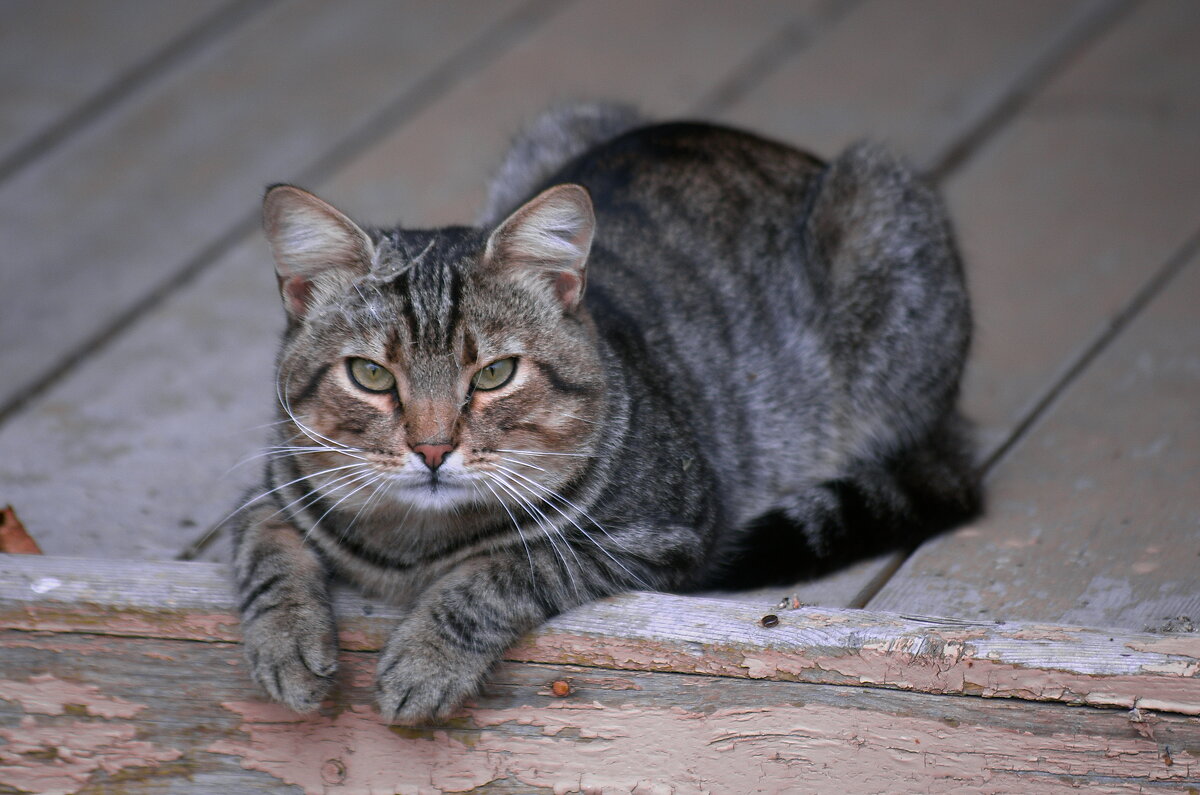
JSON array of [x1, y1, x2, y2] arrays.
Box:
[[720, 0, 1118, 170], [948, 0, 1200, 452], [0, 0, 1123, 614], [2, 554, 1198, 793], [4, 556, 1199, 714], [0, 0, 229, 170], [871, 248, 1200, 630], [0, 0, 532, 414], [869, 0, 1200, 629], [4, 636, 1198, 794], [320, 0, 828, 226]]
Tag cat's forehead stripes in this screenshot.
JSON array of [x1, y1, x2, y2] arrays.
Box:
[[371, 228, 481, 352]]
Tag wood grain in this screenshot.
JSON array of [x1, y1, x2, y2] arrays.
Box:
[[3, 556, 1198, 716], [0, 0, 530, 414], [871, 0, 1200, 629], [0, 1, 1121, 616], [3, 631, 1195, 794], [322, 0, 826, 226], [952, 0, 1200, 451], [721, 0, 1113, 168], [7, 631, 1199, 794], [871, 250, 1200, 630], [0, 0, 227, 167], [0, 0, 830, 562]]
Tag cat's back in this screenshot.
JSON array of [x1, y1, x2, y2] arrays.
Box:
[[555, 121, 824, 238], [553, 122, 829, 342]]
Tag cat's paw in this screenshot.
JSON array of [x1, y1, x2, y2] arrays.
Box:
[[375, 626, 491, 725], [242, 601, 339, 713]]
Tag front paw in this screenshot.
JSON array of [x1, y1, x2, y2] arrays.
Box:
[[375, 628, 491, 725], [242, 600, 339, 713]]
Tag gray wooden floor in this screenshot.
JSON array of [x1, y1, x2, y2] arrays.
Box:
[[1, 0, 1197, 633]]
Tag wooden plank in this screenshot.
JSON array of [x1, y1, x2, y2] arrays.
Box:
[[322, 0, 827, 226], [0, 0, 829, 561], [719, 0, 1115, 169], [4, 556, 1199, 716], [0, 0, 532, 415], [868, 0, 1200, 627], [0, 0, 229, 168], [871, 250, 1200, 630], [952, 0, 1200, 451], [0, 2, 1114, 609], [2, 629, 1196, 794]]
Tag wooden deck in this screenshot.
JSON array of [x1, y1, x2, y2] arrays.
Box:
[[1, 1, 1197, 791]]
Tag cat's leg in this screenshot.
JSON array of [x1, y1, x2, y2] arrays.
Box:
[[375, 523, 700, 725], [231, 500, 339, 712]]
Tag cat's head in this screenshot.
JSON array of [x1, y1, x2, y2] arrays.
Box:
[[263, 183, 605, 533]]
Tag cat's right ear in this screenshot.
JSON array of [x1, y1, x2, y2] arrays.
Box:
[[262, 184, 374, 320]]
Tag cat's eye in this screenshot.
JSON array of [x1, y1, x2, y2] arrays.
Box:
[[347, 357, 396, 393], [472, 357, 517, 391]]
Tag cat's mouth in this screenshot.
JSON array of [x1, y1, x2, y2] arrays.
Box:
[[379, 469, 480, 512]]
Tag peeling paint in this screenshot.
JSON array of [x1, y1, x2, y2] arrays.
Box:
[[0, 717, 183, 795], [205, 697, 1198, 794], [208, 701, 504, 793], [0, 673, 145, 718], [31, 577, 63, 594], [0, 676, 182, 795]]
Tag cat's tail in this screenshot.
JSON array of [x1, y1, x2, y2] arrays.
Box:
[[478, 102, 646, 226]]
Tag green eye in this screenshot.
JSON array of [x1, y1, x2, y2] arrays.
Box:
[[347, 357, 396, 393], [472, 357, 517, 391]]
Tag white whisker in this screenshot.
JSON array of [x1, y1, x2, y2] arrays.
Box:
[[477, 479, 537, 583], [499, 455, 546, 472], [558, 411, 597, 426], [495, 448, 595, 459], [493, 464, 649, 589], [227, 444, 361, 474], [213, 461, 368, 530], [277, 366, 368, 460], [306, 472, 387, 539], [487, 472, 580, 597]]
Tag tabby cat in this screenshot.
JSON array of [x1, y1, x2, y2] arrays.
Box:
[[231, 104, 979, 725]]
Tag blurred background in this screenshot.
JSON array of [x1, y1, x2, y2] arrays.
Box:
[[1, 0, 1196, 631]]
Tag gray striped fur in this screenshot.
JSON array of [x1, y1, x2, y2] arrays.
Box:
[[231, 104, 979, 724]]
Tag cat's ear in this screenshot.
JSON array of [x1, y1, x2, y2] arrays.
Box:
[[484, 184, 594, 310], [262, 184, 374, 320]]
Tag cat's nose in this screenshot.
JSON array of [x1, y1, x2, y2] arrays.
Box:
[[413, 443, 454, 471]]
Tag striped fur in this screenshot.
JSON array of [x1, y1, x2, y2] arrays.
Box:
[[231, 105, 980, 724]]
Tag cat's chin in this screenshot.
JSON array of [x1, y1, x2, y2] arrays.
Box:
[[380, 477, 480, 514]]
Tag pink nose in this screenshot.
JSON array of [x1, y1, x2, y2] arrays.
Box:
[[413, 443, 453, 471]]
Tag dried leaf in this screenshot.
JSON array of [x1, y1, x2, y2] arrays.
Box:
[[0, 505, 42, 554]]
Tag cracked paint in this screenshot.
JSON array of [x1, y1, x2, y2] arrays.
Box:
[[204, 697, 1196, 794], [0, 675, 182, 795]]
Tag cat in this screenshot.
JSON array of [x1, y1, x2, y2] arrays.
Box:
[[230, 103, 980, 725]]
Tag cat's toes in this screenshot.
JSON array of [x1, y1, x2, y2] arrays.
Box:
[[243, 605, 339, 712], [375, 640, 487, 725]]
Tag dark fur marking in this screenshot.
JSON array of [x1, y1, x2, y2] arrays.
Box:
[[239, 573, 284, 615], [431, 605, 494, 653], [245, 600, 285, 624], [537, 360, 594, 396], [445, 266, 465, 348], [291, 362, 332, 406]]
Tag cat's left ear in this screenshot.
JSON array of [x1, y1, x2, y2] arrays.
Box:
[[483, 184, 594, 311], [263, 184, 375, 320]]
